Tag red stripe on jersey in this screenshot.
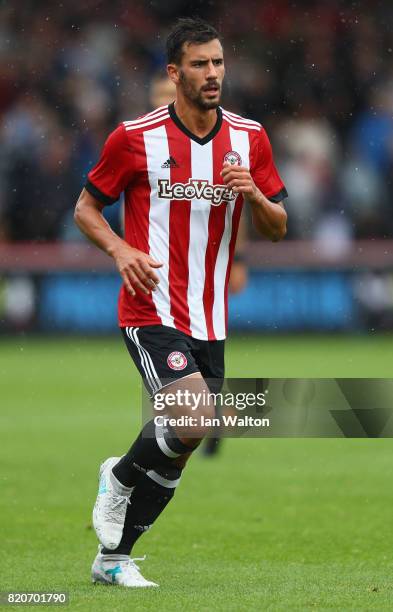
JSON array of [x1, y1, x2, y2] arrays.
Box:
[[224, 196, 243, 334], [165, 122, 192, 335], [202, 125, 233, 340], [118, 131, 161, 327]]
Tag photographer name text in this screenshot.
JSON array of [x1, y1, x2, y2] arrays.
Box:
[[154, 415, 270, 428]]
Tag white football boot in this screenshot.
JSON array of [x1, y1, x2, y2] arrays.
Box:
[[92, 546, 158, 587], [92, 457, 133, 550]]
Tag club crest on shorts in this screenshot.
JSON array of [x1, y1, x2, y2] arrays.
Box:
[[167, 351, 188, 371], [223, 150, 242, 166]]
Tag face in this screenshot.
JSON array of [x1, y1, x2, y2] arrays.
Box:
[[149, 77, 176, 108], [169, 38, 225, 110]]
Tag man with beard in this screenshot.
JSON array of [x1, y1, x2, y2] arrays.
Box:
[[74, 17, 288, 588]]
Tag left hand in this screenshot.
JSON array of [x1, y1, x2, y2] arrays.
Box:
[[221, 162, 260, 204]]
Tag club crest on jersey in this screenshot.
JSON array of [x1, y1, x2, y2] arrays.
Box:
[[167, 351, 188, 371], [223, 151, 242, 166], [158, 178, 235, 206]]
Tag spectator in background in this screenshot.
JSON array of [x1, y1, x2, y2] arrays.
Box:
[[275, 104, 340, 237], [344, 79, 393, 238], [2, 97, 80, 240]]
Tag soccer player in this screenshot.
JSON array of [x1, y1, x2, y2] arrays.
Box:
[[148, 71, 248, 457], [149, 72, 177, 109], [74, 17, 288, 588]]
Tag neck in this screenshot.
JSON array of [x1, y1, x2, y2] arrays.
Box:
[[174, 94, 218, 139]]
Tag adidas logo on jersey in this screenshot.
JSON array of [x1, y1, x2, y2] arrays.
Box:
[[161, 156, 179, 168], [157, 178, 235, 206]]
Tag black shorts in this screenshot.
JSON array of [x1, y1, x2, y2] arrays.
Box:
[[121, 325, 225, 397]]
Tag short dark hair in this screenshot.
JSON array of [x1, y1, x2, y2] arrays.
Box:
[[166, 17, 221, 65]]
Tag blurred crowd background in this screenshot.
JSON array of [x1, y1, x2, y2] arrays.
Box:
[[1, 0, 393, 246]]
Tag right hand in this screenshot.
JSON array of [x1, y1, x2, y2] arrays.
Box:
[[112, 243, 163, 297]]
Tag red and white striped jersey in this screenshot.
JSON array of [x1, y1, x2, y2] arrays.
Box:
[[86, 103, 287, 341]]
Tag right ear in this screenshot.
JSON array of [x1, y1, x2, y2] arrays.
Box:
[[167, 64, 180, 85]]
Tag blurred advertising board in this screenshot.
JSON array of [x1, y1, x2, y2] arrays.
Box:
[[0, 242, 393, 333]]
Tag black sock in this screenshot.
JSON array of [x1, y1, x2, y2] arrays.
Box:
[[112, 419, 192, 488], [102, 464, 182, 556]]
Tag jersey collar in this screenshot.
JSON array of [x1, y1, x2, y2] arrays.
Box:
[[168, 102, 222, 146]]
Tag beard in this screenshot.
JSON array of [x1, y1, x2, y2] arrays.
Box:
[[179, 70, 221, 110]]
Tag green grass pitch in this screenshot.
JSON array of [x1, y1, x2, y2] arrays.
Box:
[[1, 333, 393, 610]]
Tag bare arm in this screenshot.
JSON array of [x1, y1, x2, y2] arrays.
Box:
[[74, 188, 162, 296], [221, 163, 287, 242], [247, 192, 287, 242]]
